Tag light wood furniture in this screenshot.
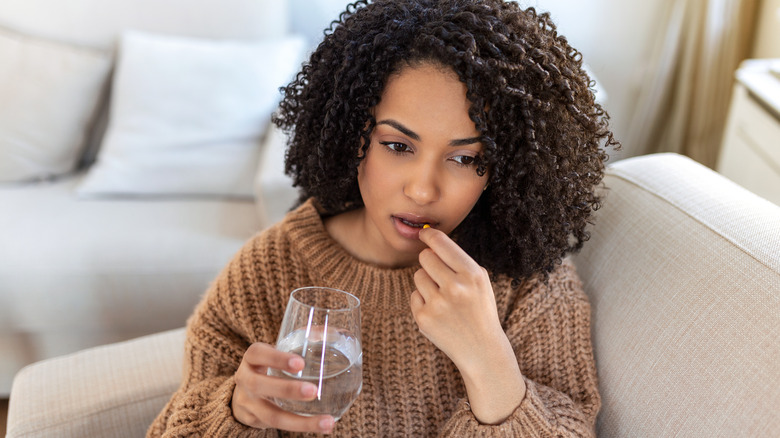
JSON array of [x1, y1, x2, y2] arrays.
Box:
[[717, 59, 780, 206]]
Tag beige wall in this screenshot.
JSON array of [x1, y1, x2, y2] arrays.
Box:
[[752, 0, 780, 58], [530, 0, 667, 160]]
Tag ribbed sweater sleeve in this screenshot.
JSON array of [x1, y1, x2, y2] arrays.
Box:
[[147, 230, 282, 438], [438, 262, 600, 437]]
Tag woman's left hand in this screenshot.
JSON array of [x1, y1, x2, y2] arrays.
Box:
[[411, 226, 526, 424]]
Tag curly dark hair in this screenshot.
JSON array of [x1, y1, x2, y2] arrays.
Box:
[[274, 0, 619, 280]]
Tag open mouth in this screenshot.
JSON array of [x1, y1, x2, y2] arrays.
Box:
[[398, 218, 429, 228], [392, 215, 435, 240]]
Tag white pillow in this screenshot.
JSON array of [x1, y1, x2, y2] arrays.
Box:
[[0, 27, 111, 182], [77, 30, 305, 198]]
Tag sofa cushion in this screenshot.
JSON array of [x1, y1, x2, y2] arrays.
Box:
[[0, 26, 111, 182], [254, 123, 299, 225], [76, 30, 305, 198], [573, 153, 780, 437], [0, 0, 293, 171], [0, 172, 259, 349]]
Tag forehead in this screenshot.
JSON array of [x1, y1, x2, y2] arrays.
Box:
[[376, 64, 475, 130]]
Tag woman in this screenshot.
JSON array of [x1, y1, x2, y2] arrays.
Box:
[[149, 0, 617, 436]]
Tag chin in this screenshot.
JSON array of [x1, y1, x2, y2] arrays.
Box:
[[385, 236, 425, 263]]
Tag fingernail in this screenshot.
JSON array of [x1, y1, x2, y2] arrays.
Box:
[[319, 417, 334, 432], [301, 383, 317, 397], [288, 356, 302, 369]]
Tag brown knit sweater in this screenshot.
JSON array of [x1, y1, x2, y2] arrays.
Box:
[[148, 199, 600, 437]]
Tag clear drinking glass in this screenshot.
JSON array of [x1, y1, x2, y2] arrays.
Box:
[[268, 286, 362, 421]]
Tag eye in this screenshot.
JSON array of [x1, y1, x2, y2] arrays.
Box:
[[379, 141, 412, 155], [451, 155, 477, 167]]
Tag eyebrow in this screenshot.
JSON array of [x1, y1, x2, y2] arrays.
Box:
[[376, 119, 482, 146]]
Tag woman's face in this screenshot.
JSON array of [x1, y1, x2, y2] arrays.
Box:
[[356, 62, 488, 267]]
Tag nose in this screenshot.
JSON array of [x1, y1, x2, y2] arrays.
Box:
[[403, 161, 441, 205]]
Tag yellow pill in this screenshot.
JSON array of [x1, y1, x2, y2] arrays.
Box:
[[423, 224, 431, 229]]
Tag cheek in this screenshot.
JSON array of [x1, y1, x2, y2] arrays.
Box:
[[356, 161, 370, 201], [358, 150, 400, 197], [446, 176, 486, 218]]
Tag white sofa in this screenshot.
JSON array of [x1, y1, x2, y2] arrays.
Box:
[[0, 0, 327, 396], [6, 153, 780, 437]]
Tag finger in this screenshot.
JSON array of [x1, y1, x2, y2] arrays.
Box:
[[419, 226, 479, 272], [237, 364, 319, 402], [418, 247, 454, 285], [410, 289, 426, 311], [244, 342, 305, 373], [253, 398, 335, 434], [413, 267, 439, 303]]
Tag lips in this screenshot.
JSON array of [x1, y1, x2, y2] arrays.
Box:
[[392, 214, 436, 240]]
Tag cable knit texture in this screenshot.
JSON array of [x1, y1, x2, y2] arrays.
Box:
[[148, 199, 600, 437]]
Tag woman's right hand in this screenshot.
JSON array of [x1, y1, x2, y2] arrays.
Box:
[[231, 342, 335, 434]]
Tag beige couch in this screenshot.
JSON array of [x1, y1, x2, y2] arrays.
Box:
[[6, 153, 780, 437]]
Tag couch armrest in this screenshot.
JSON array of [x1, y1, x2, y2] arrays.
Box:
[[573, 153, 780, 437], [6, 328, 185, 438]]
